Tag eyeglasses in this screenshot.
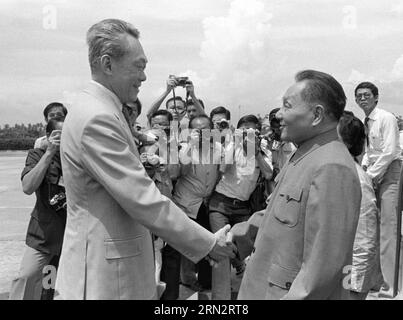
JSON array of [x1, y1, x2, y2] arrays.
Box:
[[355, 93, 373, 100]]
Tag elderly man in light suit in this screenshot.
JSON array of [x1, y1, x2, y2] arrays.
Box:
[[232, 70, 362, 299], [55, 19, 235, 300]]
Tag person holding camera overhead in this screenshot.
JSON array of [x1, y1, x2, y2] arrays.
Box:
[[146, 75, 205, 132], [9, 117, 67, 300]]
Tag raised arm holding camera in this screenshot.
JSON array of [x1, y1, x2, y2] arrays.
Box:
[[146, 75, 205, 132]]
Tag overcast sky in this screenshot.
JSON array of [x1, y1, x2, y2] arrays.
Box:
[[1, 0, 403, 127]]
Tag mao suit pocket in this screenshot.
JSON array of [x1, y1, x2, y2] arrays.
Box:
[[104, 236, 143, 260], [265, 264, 299, 299], [272, 187, 303, 227]]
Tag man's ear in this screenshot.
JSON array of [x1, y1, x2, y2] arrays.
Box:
[[99, 54, 113, 75], [312, 104, 325, 126]]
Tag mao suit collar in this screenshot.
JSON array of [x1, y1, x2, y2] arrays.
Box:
[[289, 128, 339, 165]]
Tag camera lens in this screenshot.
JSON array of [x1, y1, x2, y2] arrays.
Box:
[[219, 121, 229, 129]]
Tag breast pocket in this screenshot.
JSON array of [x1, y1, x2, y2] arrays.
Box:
[[369, 132, 382, 150], [272, 187, 303, 227]]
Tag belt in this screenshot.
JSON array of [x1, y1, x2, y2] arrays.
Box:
[[213, 191, 249, 207]]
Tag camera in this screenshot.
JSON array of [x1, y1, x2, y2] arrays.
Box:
[[242, 128, 260, 140], [49, 192, 67, 212], [218, 119, 230, 130], [141, 153, 161, 169], [169, 75, 190, 87]]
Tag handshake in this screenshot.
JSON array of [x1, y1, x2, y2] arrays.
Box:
[[205, 224, 237, 268], [205, 212, 262, 267]]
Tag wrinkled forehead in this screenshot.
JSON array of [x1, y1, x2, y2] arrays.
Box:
[[124, 35, 148, 64], [282, 81, 305, 104]]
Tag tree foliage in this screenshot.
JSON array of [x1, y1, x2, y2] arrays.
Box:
[[0, 123, 44, 150]]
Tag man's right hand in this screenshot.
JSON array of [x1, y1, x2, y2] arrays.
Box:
[[207, 225, 237, 267], [166, 77, 177, 92], [46, 130, 61, 155]]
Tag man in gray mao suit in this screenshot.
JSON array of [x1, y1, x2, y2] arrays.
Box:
[[55, 19, 235, 300], [232, 70, 362, 299]]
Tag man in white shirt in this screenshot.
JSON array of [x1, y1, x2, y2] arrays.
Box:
[[355, 81, 402, 298]]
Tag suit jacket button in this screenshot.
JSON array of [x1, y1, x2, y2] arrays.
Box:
[[286, 282, 291, 289]]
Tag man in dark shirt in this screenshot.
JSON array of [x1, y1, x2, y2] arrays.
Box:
[[9, 117, 66, 300]]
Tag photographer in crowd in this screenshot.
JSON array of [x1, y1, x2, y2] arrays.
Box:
[[210, 106, 231, 133], [208, 114, 273, 300], [9, 117, 67, 300], [186, 98, 206, 120], [172, 115, 224, 294], [146, 76, 205, 132], [34, 102, 68, 149], [139, 109, 181, 299]]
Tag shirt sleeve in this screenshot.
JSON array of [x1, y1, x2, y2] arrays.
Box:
[[366, 113, 400, 180], [21, 149, 45, 180]]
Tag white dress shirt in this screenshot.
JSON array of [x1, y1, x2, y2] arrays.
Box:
[[361, 107, 401, 180], [215, 142, 261, 201]]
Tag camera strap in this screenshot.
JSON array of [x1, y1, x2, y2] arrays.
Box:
[[172, 88, 178, 113], [171, 88, 189, 114]]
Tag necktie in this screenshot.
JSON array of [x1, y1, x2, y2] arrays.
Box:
[[122, 104, 136, 136], [364, 117, 370, 147]]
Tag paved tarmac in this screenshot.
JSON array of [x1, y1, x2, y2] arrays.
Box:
[[0, 152, 34, 299]]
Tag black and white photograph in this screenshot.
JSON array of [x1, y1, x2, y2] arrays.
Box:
[[0, 0, 403, 306]]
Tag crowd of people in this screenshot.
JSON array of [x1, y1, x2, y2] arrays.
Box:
[[8, 18, 403, 300]]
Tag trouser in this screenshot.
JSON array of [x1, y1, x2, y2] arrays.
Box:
[[160, 244, 181, 300], [180, 202, 212, 289], [9, 246, 57, 300], [375, 159, 401, 297], [209, 192, 251, 300]]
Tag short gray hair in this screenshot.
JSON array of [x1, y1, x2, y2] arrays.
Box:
[[295, 70, 346, 121], [86, 19, 140, 70]]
